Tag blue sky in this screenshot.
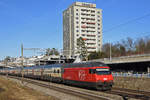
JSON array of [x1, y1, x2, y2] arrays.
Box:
[[0, 0, 150, 59]]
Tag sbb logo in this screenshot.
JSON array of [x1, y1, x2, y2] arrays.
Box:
[[78, 70, 86, 80]]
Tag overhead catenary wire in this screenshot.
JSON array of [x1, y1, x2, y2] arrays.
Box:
[[103, 13, 150, 33]]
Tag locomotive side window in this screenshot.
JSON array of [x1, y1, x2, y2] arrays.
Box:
[[57, 70, 60, 73], [96, 68, 111, 75], [61, 69, 65, 73], [89, 69, 95, 74], [54, 69, 56, 73]]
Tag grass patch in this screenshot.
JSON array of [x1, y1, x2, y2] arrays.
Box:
[[0, 77, 58, 100]]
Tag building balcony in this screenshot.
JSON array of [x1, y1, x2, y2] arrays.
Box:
[[81, 26, 95, 30], [87, 47, 96, 49], [86, 29, 95, 32], [87, 43, 96, 45], [81, 25, 86, 28], [86, 38, 96, 41], [81, 15, 95, 18], [87, 35, 96, 37], [87, 22, 95, 24], [81, 30, 95, 33]]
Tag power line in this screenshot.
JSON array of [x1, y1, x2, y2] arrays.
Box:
[[103, 13, 150, 33]]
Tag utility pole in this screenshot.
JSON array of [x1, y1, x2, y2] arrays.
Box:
[[21, 44, 24, 84], [21, 44, 24, 66], [4, 56, 8, 78], [148, 67, 150, 74], [110, 43, 112, 61]]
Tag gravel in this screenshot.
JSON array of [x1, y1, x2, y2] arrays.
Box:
[[2, 76, 86, 100], [1, 75, 140, 100]]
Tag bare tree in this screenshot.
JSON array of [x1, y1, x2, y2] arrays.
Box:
[[135, 38, 146, 54], [121, 37, 135, 55], [88, 36, 150, 60], [102, 43, 110, 58], [145, 37, 150, 53], [4, 56, 11, 66]]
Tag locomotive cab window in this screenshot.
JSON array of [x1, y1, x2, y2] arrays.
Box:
[[89, 69, 95, 74], [61, 69, 65, 73], [96, 68, 111, 75]]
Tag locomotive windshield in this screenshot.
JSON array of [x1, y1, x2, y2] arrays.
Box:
[[96, 68, 111, 75]]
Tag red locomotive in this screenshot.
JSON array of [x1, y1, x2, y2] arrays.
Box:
[[62, 62, 113, 90], [0, 62, 113, 90]]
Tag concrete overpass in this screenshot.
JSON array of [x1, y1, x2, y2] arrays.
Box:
[[0, 63, 5, 69], [91, 54, 150, 64], [90, 54, 150, 73]]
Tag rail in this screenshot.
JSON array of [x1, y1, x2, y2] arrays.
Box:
[[6, 75, 113, 100], [3, 75, 150, 100]]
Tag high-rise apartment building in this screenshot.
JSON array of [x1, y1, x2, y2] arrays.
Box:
[[63, 2, 102, 57]]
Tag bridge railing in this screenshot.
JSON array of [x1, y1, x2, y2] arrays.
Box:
[[112, 72, 150, 78], [91, 53, 150, 62]]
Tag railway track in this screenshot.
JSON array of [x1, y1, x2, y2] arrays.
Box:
[[6, 75, 114, 100], [106, 88, 150, 100], [111, 87, 150, 100], [4, 75, 150, 100]]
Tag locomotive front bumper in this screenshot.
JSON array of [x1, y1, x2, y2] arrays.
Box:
[[97, 80, 114, 86], [96, 80, 114, 90]]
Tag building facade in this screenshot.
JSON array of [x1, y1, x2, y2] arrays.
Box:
[[63, 2, 102, 58]]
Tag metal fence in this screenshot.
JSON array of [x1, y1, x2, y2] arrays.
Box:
[[112, 72, 150, 78]]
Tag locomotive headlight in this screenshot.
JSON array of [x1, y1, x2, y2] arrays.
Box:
[[103, 78, 108, 81]]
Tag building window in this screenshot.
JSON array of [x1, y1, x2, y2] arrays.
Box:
[[98, 24, 100, 26], [81, 9, 84, 11], [98, 19, 100, 22], [76, 30, 79, 32], [82, 30, 85, 32], [97, 11, 100, 14], [97, 15, 100, 18], [91, 10, 95, 13], [76, 13, 78, 15], [76, 9, 78, 11], [81, 22, 85, 24], [77, 34, 79, 36], [76, 21, 79, 24], [98, 28, 100, 30], [76, 26, 79, 28], [76, 17, 78, 20], [98, 32, 100, 34], [82, 34, 85, 36]]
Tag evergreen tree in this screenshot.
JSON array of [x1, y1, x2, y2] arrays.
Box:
[[76, 37, 87, 60]]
